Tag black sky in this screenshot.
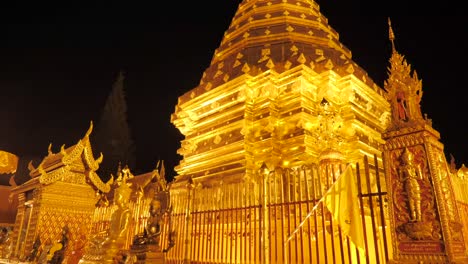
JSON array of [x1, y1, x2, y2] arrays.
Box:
[[1, 1, 467, 180]]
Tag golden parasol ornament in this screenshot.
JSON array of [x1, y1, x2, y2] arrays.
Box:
[[0, 150, 18, 174]]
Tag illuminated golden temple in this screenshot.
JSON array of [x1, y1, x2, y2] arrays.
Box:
[[1, 0, 468, 263]]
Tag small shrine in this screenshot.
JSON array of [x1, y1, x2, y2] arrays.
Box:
[[78, 160, 173, 264], [0, 121, 174, 264], [7, 122, 113, 263]]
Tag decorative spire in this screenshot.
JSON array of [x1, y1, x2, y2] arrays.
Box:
[[388, 17, 396, 52], [384, 19, 425, 129], [47, 143, 53, 156]]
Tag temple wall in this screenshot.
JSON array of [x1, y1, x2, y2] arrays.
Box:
[[9, 181, 98, 261]]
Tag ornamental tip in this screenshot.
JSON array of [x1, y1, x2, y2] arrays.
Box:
[[388, 17, 396, 52], [85, 121, 94, 137], [47, 143, 53, 156]]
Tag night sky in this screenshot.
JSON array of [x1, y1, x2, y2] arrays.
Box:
[[1, 1, 467, 181]]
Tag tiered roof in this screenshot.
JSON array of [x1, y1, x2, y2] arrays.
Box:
[[25, 121, 113, 193], [177, 0, 383, 106]]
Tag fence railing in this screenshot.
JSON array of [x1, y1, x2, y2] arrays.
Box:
[[165, 154, 391, 263]]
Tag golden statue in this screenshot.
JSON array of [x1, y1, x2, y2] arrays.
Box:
[[399, 148, 423, 222], [79, 166, 133, 264], [145, 198, 163, 244]]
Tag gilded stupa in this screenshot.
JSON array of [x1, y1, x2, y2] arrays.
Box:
[[169, 0, 391, 263], [167, 0, 468, 263], [171, 0, 389, 188]]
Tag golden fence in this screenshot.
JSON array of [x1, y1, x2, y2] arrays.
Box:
[[165, 155, 391, 263]]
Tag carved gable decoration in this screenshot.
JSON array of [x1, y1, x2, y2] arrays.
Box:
[[28, 121, 113, 193]]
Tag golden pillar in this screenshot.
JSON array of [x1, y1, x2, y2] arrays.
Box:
[[383, 20, 468, 263]]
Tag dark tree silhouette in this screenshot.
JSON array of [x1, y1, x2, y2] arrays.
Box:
[[92, 71, 136, 181]]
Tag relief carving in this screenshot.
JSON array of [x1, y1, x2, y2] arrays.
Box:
[[393, 147, 441, 241], [399, 147, 423, 223]]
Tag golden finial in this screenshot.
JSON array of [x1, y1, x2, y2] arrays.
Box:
[[47, 143, 53, 156], [388, 17, 396, 51], [160, 160, 166, 179], [152, 160, 161, 176], [96, 152, 104, 164], [85, 121, 94, 138], [60, 144, 67, 156]]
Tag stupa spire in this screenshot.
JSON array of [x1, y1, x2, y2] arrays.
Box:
[[184, 0, 380, 97], [384, 19, 426, 129], [388, 17, 396, 52]]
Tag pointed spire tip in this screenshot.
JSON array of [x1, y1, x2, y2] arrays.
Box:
[[388, 17, 396, 51]]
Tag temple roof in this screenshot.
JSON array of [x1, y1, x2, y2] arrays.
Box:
[[129, 160, 167, 191], [100, 161, 166, 203], [178, 0, 381, 105], [27, 121, 113, 193]]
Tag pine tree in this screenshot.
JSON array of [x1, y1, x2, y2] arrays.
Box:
[[92, 70, 136, 181]]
